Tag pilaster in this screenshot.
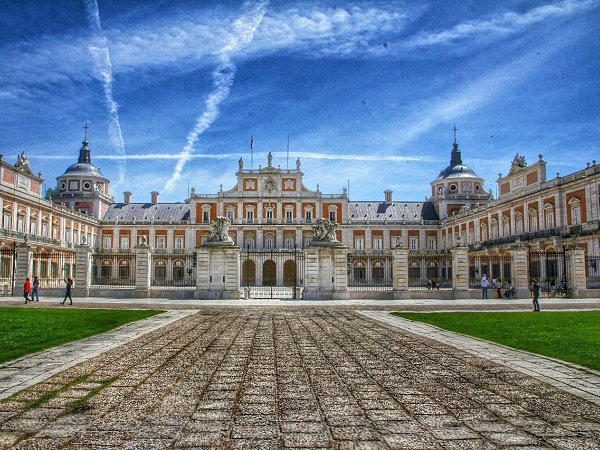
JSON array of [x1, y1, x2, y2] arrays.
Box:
[[451, 246, 469, 299], [392, 247, 409, 299], [74, 244, 92, 297], [195, 245, 241, 299], [303, 245, 349, 300], [566, 246, 586, 298], [134, 245, 151, 298], [509, 245, 530, 299], [15, 244, 33, 294]]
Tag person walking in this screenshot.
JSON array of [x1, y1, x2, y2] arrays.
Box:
[[531, 279, 541, 311], [31, 276, 40, 302], [481, 274, 489, 299], [23, 277, 31, 304], [496, 278, 503, 298], [61, 276, 73, 305]]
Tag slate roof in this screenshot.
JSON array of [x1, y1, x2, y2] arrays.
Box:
[[102, 203, 190, 222], [60, 161, 107, 180], [348, 201, 439, 222]]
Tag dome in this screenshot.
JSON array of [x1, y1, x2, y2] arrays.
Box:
[[58, 137, 109, 183], [433, 139, 480, 181]]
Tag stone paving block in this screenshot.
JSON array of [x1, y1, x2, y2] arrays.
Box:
[[382, 432, 440, 449], [281, 432, 330, 448], [480, 430, 541, 446]]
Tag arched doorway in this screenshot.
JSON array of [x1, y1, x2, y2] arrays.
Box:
[[283, 260, 296, 286], [242, 260, 256, 286], [263, 260, 276, 286]]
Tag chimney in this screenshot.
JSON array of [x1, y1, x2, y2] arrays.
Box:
[[384, 189, 393, 204], [151, 191, 159, 204], [123, 191, 132, 204]]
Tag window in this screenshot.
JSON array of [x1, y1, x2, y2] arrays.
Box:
[[266, 209, 274, 223], [156, 236, 166, 249], [265, 236, 274, 249], [120, 236, 130, 249], [65, 228, 71, 244], [410, 237, 418, 251], [569, 199, 581, 225], [174, 237, 184, 249], [17, 217, 25, 233], [329, 210, 337, 223], [42, 222, 48, 237], [481, 225, 488, 242], [515, 214, 523, 234], [226, 209, 234, 221], [546, 210, 554, 229], [102, 236, 112, 249], [372, 261, 384, 280], [31, 221, 38, 236], [3, 213, 11, 230], [529, 211, 538, 232], [373, 238, 382, 250], [52, 226, 58, 239], [355, 237, 364, 250], [286, 210, 293, 223], [246, 210, 254, 224], [428, 238, 436, 250], [304, 236, 312, 248], [154, 260, 166, 280], [173, 260, 184, 281], [285, 237, 295, 249], [491, 221, 498, 239], [245, 237, 255, 249], [305, 210, 312, 223], [502, 218, 510, 236], [202, 211, 210, 223]]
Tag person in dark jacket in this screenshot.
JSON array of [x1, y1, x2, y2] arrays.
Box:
[[61, 277, 73, 305]]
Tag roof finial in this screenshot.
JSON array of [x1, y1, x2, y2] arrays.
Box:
[[83, 122, 89, 144], [452, 124, 458, 144]]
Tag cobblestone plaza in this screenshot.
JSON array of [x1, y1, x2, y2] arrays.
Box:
[[0, 298, 599, 449]]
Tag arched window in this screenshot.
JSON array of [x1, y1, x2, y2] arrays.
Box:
[[569, 197, 581, 225], [119, 259, 131, 279], [372, 260, 384, 280], [173, 260, 184, 281], [154, 259, 166, 281], [544, 204, 554, 229], [515, 213, 523, 235], [529, 209, 538, 232], [354, 261, 366, 281], [101, 259, 112, 279]]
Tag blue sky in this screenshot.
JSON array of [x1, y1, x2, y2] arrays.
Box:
[[1, 0, 599, 204]]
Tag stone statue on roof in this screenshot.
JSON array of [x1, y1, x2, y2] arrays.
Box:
[[15, 151, 29, 169], [238, 157, 243, 170]]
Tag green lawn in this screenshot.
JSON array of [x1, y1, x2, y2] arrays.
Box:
[[391, 311, 600, 371], [0, 308, 163, 364]]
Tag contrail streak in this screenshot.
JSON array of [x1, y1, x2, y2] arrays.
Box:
[[84, 0, 126, 187], [164, 0, 269, 193]]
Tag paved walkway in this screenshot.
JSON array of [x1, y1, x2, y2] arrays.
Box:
[[0, 299, 598, 448]]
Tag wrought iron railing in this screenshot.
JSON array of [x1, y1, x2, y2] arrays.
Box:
[[407, 253, 452, 290], [91, 252, 136, 289]]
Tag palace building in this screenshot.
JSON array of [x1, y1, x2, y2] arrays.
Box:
[[0, 128, 598, 299]]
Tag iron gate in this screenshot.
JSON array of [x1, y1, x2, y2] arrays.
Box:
[[241, 247, 304, 299], [528, 247, 569, 298]]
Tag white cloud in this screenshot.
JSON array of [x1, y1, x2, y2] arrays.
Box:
[[403, 0, 595, 49]]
